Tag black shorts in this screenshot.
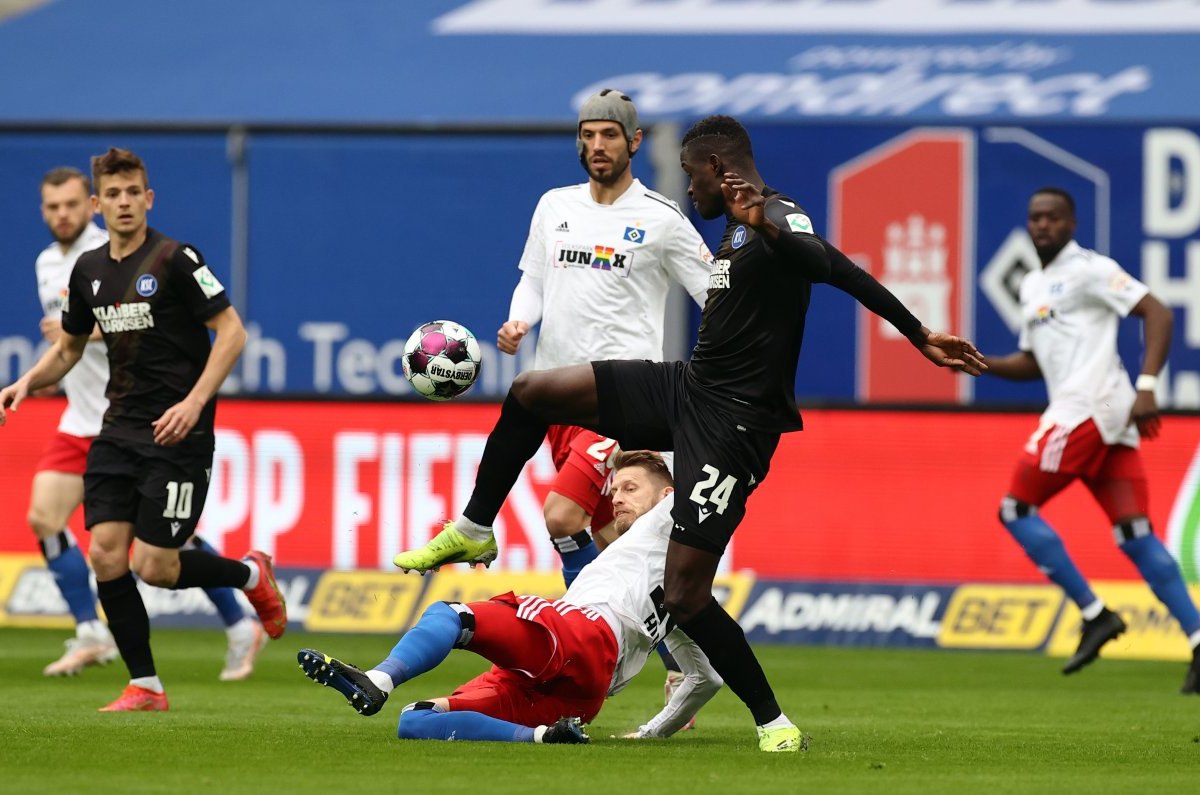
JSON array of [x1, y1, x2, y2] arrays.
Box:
[[592, 360, 779, 554], [83, 437, 213, 549]]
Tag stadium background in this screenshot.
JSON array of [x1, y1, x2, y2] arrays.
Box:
[[1, 0, 1199, 664]]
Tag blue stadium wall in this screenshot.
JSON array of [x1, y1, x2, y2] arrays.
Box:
[[3, 123, 1197, 407]]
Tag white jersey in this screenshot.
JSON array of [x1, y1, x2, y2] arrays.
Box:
[[563, 493, 721, 729], [516, 179, 712, 370], [1018, 240, 1148, 446], [35, 222, 110, 437]]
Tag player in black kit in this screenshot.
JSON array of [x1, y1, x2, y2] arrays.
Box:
[[393, 117, 986, 750], [0, 148, 287, 712]]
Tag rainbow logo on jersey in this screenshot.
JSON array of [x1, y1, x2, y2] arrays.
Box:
[[592, 246, 616, 270], [1034, 305, 1056, 325]]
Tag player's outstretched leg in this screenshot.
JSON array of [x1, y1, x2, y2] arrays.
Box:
[[393, 520, 497, 573], [298, 649, 389, 716], [397, 703, 590, 744], [393, 368, 600, 573]]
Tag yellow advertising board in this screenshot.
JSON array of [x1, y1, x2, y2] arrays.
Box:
[[938, 585, 1064, 649]]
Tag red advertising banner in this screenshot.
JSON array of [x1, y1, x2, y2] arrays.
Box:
[[831, 129, 974, 403], [2, 398, 1198, 584]]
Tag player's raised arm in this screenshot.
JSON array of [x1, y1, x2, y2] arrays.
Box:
[[823, 241, 985, 375]]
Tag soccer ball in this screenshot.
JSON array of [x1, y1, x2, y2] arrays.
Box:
[[402, 320, 482, 401]]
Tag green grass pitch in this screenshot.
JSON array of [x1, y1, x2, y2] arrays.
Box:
[[1, 627, 1196, 794]]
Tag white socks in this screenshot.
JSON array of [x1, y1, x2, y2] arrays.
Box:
[[130, 676, 164, 694], [455, 516, 493, 542], [758, 714, 794, 731], [1080, 600, 1105, 622], [242, 561, 261, 590], [366, 669, 395, 694]]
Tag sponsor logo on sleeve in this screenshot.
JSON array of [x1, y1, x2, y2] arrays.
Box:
[[785, 213, 814, 234], [1108, 272, 1132, 292], [192, 265, 225, 299]]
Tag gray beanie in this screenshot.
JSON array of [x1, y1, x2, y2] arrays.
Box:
[[577, 88, 639, 146]]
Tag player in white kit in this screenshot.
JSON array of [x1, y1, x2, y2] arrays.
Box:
[[485, 88, 711, 584], [299, 451, 724, 743], [986, 187, 1200, 691], [28, 167, 265, 680]]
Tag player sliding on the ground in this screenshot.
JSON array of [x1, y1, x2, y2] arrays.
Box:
[[298, 451, 722, 744]]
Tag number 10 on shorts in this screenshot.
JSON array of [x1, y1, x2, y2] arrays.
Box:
[[163, 480, 195, 519], [689, 464, 736, 518]]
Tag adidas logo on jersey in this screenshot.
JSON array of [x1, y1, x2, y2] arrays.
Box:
[[555, 221, 570, 232]]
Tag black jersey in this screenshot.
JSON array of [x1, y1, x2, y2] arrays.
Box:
[[687, 189, 921, 432], [62, 228, 231, 445]]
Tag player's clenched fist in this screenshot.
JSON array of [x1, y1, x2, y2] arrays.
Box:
[[497, 320, 530, 355]]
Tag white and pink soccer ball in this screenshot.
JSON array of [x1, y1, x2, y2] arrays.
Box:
[[401, 320, 482, 401]]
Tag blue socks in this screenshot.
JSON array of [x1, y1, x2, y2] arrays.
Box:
[[398, 704, 534, 742], [1000, 498, 1097, 609], [375, 602, 462, 687], [189, 536, 246, 627], [1118, 527, 1200, 636], [40, 530, 99, 623], [553, 531, 599, 587]]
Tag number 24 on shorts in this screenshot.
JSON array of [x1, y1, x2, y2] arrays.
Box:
[[689, 465, 736, 516]]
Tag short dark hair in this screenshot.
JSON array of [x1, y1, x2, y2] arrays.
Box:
[[611, 449, 674, 489], [681, 115, 754, 159], [1032, 186, 1075, 216], [41, 166, 90, 194], [91, 147, 147, 188]]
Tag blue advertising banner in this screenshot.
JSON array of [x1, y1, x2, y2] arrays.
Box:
[[3, 124, 1199, 405]]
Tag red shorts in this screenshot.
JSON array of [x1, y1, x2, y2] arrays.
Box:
[[447, 592, 619, 726], [545, 425, 617, 529], [35, 432, 93, 476], [1009, 419, 1148, 521]]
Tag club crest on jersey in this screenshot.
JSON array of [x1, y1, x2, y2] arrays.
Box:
[[731, 226, 747, 249], [136, 273, 158, 297], [623, 226, 648, 244], [553, 242, 632, 277]]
